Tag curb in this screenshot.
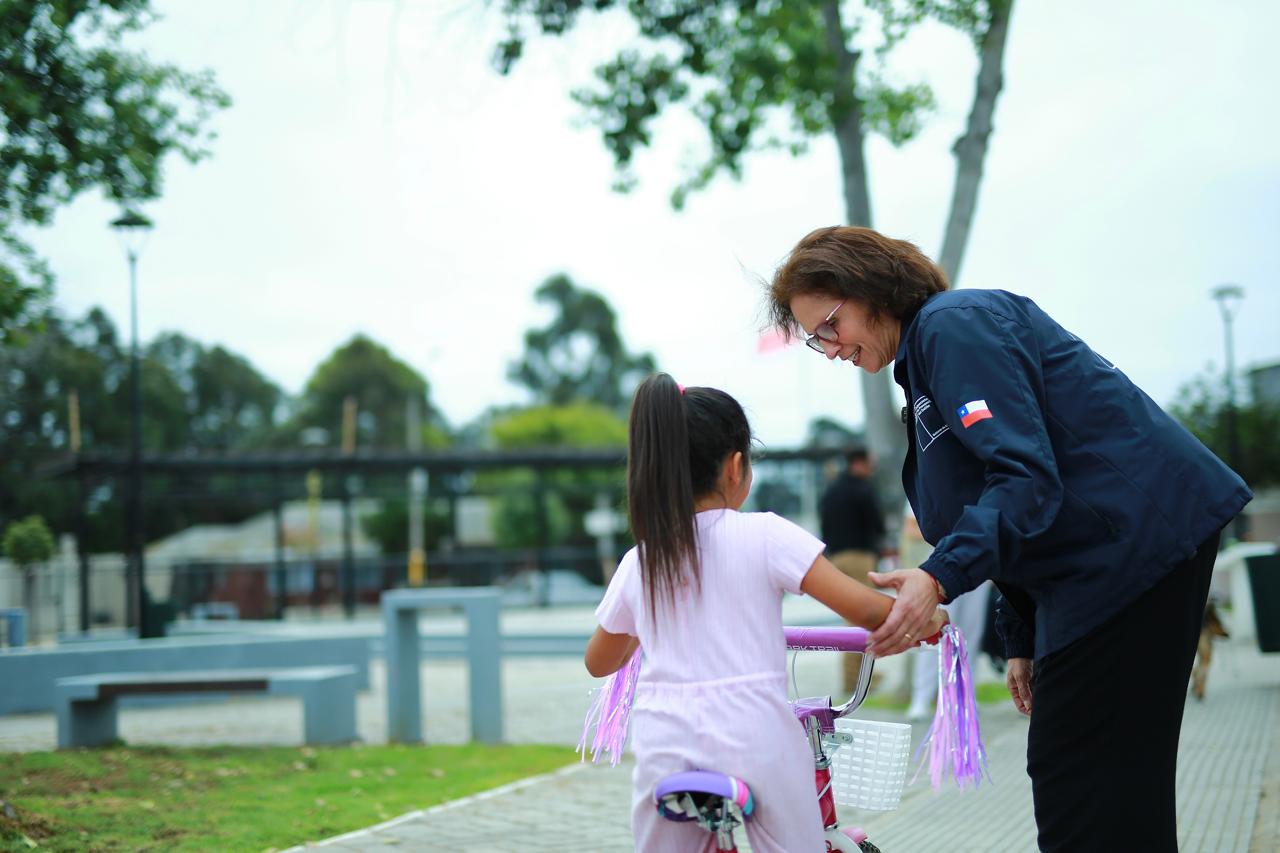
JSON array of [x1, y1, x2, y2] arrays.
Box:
[[282, 761, 590, 850]]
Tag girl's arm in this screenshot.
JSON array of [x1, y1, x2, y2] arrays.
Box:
[[801, 555, 948, 645], [585, 626, 639, 678], [801, 555, 893, 626]]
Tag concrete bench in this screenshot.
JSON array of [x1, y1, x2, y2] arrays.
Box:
[[0, 633, 370, 716], [55, 666, 358, 748]]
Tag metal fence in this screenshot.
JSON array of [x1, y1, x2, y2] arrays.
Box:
[[0, 543, 616, 644]]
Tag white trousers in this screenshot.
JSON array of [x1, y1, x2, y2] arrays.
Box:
[[629, 672, 826, 852]]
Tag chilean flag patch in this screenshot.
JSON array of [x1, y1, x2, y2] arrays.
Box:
[[957, 399, 993, 428]]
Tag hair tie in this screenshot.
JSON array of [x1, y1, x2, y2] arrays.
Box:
[[677, 384, 686, 395]]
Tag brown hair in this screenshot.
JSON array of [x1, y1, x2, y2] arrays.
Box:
[[766, 226, 949, 336], [627, 373, 752, 618]]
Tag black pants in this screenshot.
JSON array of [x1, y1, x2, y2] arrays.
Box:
[[1027, 531, 1220, 852]]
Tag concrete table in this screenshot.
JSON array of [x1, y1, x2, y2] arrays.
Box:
[[0, 607, 26, 647], [383, 588, 502, 744]]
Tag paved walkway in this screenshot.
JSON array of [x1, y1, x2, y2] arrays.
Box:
[[285, 639, 1280, 853], [3, 598, 1276, 851]]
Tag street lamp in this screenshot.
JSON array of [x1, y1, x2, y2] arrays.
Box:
[[1210, 283, 1246, 542], [111, 209, 156, 636]]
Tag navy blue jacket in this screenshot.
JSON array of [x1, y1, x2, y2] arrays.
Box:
[[893, 289, 1251, 660]]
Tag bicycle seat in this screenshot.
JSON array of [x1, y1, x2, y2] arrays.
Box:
[[654, 770, 754, 823]]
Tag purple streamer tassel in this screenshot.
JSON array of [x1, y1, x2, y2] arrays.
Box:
[[577, 649, 642, 766], [912, 624, 989, 790]]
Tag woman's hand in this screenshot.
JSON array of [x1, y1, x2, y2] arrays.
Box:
[[1006, 657, 1034, 715], [867, 568, 942, 656]]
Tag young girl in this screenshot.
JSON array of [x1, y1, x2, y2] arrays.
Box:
[[586, 373, 947, 851]]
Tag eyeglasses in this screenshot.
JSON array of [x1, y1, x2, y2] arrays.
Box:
[[804, 300, 846, 353]]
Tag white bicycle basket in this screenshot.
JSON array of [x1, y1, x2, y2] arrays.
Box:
[[830, 718, 912, 811]]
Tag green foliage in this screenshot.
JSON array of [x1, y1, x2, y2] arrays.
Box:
[[359, 496, 452, 555], [0, 307, 285, 551], [147, 332, 285, 451], [1169, 370, 1280, 487], [508, 274, 656, 410], [485, 402, 627, 548], [806, 415, 864, 448], [2, 515, 56, 566], [0, 232, 53, 345], [293, 334, 442, 450], [491, 401, 630, 448], [494, 0, 988, 207], [0, 0, 230, 340]]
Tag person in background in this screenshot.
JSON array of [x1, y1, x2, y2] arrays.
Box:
[[820, 446, 886, 693]]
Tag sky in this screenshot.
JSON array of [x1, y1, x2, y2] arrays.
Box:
[[25, 0, 1280, 448]]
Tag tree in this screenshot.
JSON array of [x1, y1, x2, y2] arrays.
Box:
[[148, 332, 285, 451], [1169, 371, 1280, 488], [484, 402, 628, 549], [0, 307, 285, 552], [291, 335, 443, 450], [0, 0, 229, 342], [806, 414, 865, 449], [509, 274, 656, 411], [494, 0, 1014, 492], [2, 514, 56, 637]]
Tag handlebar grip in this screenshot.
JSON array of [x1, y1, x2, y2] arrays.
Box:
[[784, 626, 870, 653]]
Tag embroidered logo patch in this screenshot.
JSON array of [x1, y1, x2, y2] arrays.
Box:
[[914, 396, 951, 451], [957, 399, 993, 428]]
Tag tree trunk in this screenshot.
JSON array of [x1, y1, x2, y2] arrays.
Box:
[[823, 1, 908, 499], [822, 1, 872, 228], [937, 0, 1015, 286]]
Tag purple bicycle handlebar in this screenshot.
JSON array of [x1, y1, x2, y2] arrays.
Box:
[[784, 626, 870, 653]]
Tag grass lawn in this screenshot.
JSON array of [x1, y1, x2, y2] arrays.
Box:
[[0, 742, 575, 852]]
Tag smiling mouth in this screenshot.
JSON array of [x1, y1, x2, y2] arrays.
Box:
[[850, 345, 862, 366]]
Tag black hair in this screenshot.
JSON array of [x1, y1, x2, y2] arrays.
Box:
[[845, 447, 870, 466], [626, 373, 753, 617]]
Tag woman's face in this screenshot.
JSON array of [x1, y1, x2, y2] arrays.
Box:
[[790, 293, 902, 374]]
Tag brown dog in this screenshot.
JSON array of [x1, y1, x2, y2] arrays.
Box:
[[1191, 601, 1230, 700]]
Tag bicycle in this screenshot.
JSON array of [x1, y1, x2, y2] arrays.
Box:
[[653, 625, 911, 852]]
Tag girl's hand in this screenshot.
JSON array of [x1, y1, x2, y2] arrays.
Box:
[[923, 608, 950, 644]]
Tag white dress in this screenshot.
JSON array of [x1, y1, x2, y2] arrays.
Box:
[[596, 509, 828, 852]]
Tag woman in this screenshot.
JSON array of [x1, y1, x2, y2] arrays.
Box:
[[766, 225, 1251, 852]]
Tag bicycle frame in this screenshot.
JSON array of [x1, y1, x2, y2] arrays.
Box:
[[788, 626, 880, 851]]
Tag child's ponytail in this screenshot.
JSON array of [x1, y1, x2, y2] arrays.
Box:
[[627, 373, 753, 617], [627, 373, 698, 616]]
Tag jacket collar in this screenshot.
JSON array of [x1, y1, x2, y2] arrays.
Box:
[[893, 296, 932, 384]]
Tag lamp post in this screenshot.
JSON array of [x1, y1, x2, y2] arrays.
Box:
[[111, 210, 156, 636], [1211, 283, 1247, 542]]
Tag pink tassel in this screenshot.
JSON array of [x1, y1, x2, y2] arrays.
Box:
[[912, 624, 989, 790], [577, 649, 642, 766]]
